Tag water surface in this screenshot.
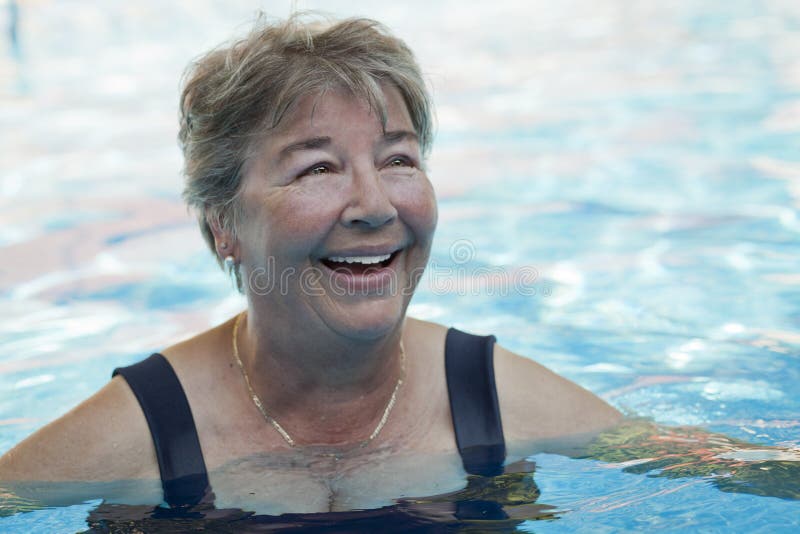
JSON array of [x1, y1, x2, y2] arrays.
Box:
[[1, 0, 799, 531]]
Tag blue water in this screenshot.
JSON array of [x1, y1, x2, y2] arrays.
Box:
[[1, 0, 799, 531]]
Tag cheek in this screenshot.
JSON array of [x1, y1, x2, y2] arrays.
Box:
[[274, 186, 342, 234], [399, 178, 438, 241], [242, 185, 341, 250]]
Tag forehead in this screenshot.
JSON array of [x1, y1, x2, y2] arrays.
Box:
[[270, 85, 414, 140]]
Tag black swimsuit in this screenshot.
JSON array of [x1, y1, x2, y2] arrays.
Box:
[[112, 327, 506, 509]]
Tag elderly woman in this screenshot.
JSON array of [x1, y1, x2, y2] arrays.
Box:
[[0, 16, 620, 515]]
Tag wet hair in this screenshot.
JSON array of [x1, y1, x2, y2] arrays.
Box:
[[178, 13, 433, 289]]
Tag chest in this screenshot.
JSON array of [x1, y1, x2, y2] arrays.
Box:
[[207, 449, 468, 514]]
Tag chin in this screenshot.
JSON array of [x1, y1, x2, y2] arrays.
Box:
[[324, 298, 407, 341]]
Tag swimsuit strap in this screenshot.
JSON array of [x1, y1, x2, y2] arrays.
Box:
[[112, 354, 210, 508], [444, 328, 506, 477]]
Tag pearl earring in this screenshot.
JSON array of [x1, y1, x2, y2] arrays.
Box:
[[224, 255, 235, 276]]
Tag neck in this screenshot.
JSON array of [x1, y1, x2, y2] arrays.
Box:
[[234, 307, 406, 446]]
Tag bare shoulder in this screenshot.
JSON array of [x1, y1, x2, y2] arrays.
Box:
[[493, 343, 622, 453], [406, 319, 621, 450], [0, 318, 237, 486], [405, 316, 449, 347], [0, 374, 158, 482]]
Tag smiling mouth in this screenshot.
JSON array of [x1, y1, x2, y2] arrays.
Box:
[[320, 250, 400, 275]]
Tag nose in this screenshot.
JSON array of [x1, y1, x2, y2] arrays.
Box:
[[341, 164, 398, 228]]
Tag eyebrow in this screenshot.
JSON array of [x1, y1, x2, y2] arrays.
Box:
[[277, 136, 332, 162], [276, 130, 419, 163], [382, 130, 419, 145]]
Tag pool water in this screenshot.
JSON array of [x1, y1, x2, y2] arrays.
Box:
[[1, 0, 799, 531]]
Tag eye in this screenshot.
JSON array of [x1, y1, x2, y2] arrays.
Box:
[[386, 156, 414, 168], [302, 163, 334, 177]]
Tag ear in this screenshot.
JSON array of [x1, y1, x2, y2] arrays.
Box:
[[207, 213, 238, 261]]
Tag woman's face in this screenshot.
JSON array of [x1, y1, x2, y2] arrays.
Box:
[[234, 85, 437, 341]]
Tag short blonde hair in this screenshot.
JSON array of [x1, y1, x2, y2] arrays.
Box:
[[178, 14, 433, 288]]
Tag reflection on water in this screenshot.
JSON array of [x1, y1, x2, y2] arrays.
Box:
[[82, 469, 551, 533], [2, 420, 799, 531], [2, 461, 552, 533], [583, 419, 800, 501]]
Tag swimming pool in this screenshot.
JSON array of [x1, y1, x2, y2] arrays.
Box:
[[1, 0, 799, 531]]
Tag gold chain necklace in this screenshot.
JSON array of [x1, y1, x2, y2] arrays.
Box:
[[232, 312, 405, 448]]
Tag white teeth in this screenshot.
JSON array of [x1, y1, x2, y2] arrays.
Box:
[[326, 253, 391, 265]]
